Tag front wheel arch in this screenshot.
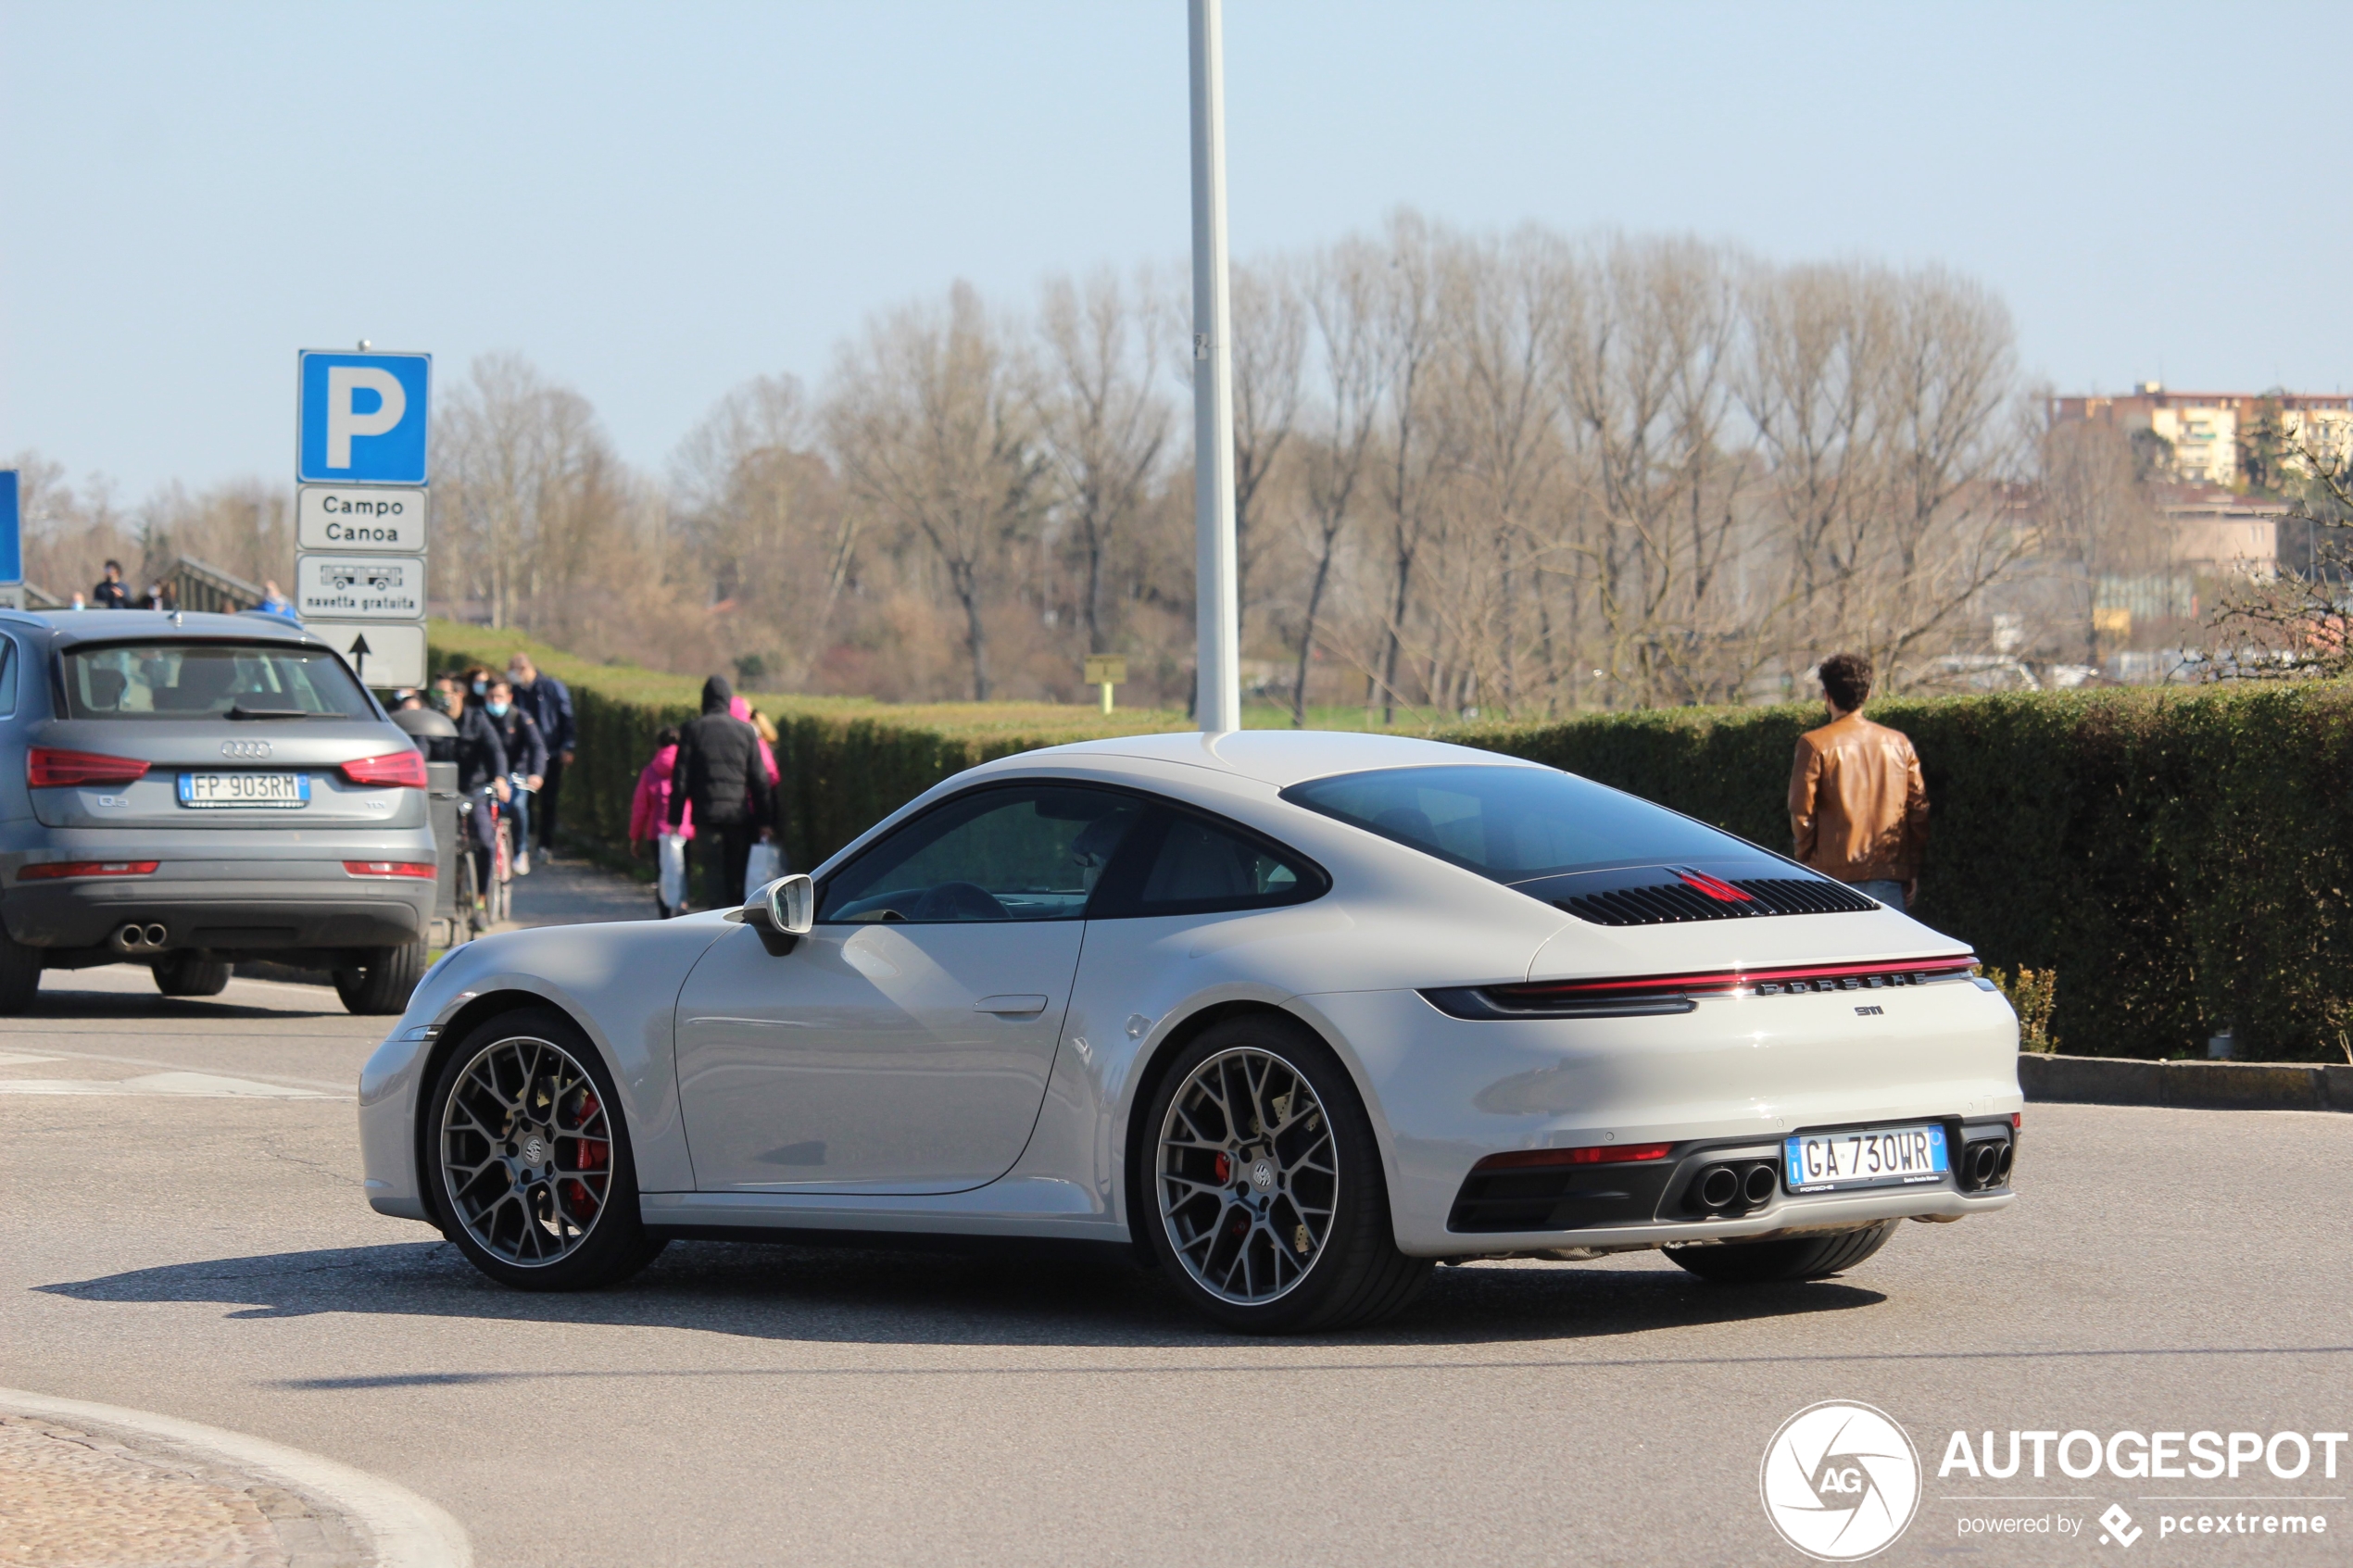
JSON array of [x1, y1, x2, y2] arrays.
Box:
[[410, 987, 591, 1235]]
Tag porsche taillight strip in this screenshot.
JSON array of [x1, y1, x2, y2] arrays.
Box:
[[1422, 954, 1978, 1021]]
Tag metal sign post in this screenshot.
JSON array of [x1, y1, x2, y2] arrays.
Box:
[[295, 348, 431, 688], [1084, 654, 1127, 716]]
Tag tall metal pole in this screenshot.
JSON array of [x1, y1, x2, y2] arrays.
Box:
[[1189, 0, 1240, 734]]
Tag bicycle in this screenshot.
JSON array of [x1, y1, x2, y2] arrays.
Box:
[[487, 790, 514, 926]]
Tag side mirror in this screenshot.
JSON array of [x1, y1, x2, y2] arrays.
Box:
[[727, 872, 814, 955], [764, 873, 814, 935]]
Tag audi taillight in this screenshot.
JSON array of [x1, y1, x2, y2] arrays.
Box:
[[19, 859, 159, 881], [27, 747, 150, 788], [339, 750, 428, 789], [343, 860, 437, 879]]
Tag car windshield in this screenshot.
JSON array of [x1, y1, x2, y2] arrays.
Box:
[[61, 642, 374, 721], [1280, 763, 1755, 883]]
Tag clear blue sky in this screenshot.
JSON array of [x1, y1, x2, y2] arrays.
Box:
[[5, 1, 2346, 500]]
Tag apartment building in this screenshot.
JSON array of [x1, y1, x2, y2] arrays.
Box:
[[2049, 383, 2353, 485]]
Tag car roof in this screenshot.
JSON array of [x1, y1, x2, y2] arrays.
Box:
[[1036, 728, 1547, 789], [0, 609, 324, 650]]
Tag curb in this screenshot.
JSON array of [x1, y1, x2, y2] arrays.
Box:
[[0, 1389, 470, 1568], [2020, 1054, 2353, 1113]]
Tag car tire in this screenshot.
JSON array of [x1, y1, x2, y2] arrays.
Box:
[[0, 924, 41, 1015], [1140, 1013, 1430, 1335], [154, 952, 232, 997], [425, 1006, 666, 1291], [333, 940, 430, 1015], [1665, 1220, 1899, 1285]]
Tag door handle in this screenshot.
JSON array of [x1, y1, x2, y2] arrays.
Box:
[[975, 994, 1050, 1015]]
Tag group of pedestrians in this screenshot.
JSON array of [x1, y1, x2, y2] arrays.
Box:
[[398, 655, 574, 915], [629, 675, 783, 918]]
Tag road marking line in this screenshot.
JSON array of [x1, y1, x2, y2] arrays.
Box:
[[0, 1072, 346, 1099], [0, 1050, 62, 1066], [0, 1047, 351, 1092], [0, 1386, 471, 1568]]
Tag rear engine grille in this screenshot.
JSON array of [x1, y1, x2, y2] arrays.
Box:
[[1556, 872, 1881, 926]]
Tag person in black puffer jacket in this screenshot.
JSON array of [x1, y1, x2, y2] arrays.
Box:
[[669, 675, 775, 909]]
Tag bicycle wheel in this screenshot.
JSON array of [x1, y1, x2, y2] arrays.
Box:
[[456, 841, 484, 943], [490, 813, 513, 924]]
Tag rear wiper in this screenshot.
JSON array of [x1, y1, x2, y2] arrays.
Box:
[[226, 705, 316, 721]]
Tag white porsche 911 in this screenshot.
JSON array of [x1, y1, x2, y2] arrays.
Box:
[[359, 732, 2020, 1332]]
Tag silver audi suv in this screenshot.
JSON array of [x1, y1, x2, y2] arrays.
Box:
[[0, 609, 438, 1014]]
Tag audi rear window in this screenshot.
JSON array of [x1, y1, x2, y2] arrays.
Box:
[[1281, 763, 1754, 884], [61, 642, 374, 721]]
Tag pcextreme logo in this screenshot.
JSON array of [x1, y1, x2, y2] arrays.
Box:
[[1761, 1401, 1923, 1561]]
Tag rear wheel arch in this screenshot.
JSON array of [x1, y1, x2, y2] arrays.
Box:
[[1119, 1000, 1364, 1256]]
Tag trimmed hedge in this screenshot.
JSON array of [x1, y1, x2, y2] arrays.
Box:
[[1450, 686, 2353, 1063], [423, 622, 1191, 875], [424, 622, 2353, 1062]]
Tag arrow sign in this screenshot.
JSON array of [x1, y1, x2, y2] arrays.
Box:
[[309, 621, 424, 690]]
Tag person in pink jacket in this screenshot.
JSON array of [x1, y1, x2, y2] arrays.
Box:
[[729, 696, 781, 787], [629, 728, 694, 918]]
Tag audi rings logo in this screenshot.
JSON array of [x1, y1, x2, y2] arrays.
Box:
[[1761, 1401, 1921, 1561], [220, 740, 273, 759]]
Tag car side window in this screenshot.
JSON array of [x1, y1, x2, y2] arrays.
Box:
[[0, 639, 17, 717], [817, 785, 1144, 924], [1090, 809, 1326, 919]]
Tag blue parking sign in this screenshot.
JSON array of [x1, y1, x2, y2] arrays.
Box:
[[297, 351, 431, 484]]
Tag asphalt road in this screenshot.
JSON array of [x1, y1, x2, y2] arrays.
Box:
[[1, 960, 2346, 1567]]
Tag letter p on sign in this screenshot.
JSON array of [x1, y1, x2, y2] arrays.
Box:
[[326, 366, 406, 468], [298, 351, 431, 484]]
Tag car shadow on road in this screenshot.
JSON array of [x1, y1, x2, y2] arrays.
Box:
[[37, 1236, 1885, 1355], [18, 986, 342, 1022]]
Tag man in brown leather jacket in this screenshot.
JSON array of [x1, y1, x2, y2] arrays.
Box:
[[1788, 652, 1928, 909]]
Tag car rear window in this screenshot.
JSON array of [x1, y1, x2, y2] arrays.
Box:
[[61, 642, 374, 721], [1280, 763, 1755, 884]]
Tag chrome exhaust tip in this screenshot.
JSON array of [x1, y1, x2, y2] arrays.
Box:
[[143, 923, 168, 948], [1741, 1161, 1779, 1208]]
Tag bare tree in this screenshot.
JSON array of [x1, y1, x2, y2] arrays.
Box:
[[672, 374, 849, 683], [825, 282, 1043, 700], [1031, 270, 1168, 659], [1287, 238, 1388, 724]]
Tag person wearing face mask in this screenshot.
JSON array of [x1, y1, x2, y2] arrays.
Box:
[[443, 679, 511, 913], [505, 654, 574, 859], [484, 680, 548, 876]]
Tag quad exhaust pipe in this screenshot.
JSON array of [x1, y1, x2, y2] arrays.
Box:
[[111, 922, 169, 954]]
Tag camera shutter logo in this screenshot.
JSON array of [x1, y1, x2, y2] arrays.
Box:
[[1760, 1400, 1921, 1561]]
